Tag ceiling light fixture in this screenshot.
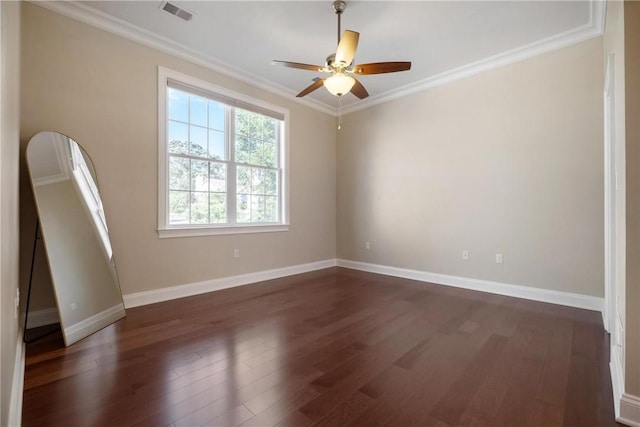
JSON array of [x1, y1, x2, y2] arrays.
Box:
[[324, 73, 356, 96]]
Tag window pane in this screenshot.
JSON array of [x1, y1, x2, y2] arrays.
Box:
[[208, 130, 225, 160], [265, 169, 277, 195], [189, 126, 207, 157], [168, 88, 188, 122], [168, 121, 189, 154], [250, 139, 263, 166], [209, 100, 224, 131], [169, 156, 189, 190], [169, 191, 189, 224], [263, 142, 276, 168], [236, 136, 250, 163], [210, 162, 226, 192], [264, 118, 277, 143], [235, 109, 250, 137], [252, 195, 265, 222], [251, 167, 265, 195], [265, 196, 278, 222], [236, 166, 250, 194], [190, 192, 209, 224], [191, 159, 209, 191], [190, 95, 207, 127], [210, 193, 226, 223], [249, 113, 262, 138], [237, 194, 251, 222]]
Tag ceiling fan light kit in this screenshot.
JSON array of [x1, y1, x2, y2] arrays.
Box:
[[324, 73, 356, 96], [273, 0, 412, 123]]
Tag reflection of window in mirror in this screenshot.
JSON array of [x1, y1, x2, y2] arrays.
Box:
[[68, 141, 113, 260]]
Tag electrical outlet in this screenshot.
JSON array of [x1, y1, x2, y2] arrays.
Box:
[[496, 253, 504, 264], [233, 249, 240, 258], [71, 302, 78, 310], [462, 250, 469, 260], [365, 242, 371, 250]]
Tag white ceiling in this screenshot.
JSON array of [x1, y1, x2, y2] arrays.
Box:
[[42, 1, 604, 115]]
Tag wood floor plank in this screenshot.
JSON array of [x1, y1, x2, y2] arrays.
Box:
[[298, 313, 435, 421], [429, 334, 509, 426], [238, 384, 320, 426], [494, 386, 536, 426], [527, 399, 564, 427], [311, 391, 375, 427], [536, 318, 573, 405], [22, 267, 621, 427]]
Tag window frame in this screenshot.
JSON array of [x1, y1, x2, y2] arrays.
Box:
[[157, 67, 290, 238]]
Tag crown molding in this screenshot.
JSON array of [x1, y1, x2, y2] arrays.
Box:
[[32, 1, 605, 118], [31, 1, 336, 117], [342, 0, 606, 115]]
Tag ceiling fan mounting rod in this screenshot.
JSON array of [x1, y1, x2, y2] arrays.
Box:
[[333, 0, 346, 45]]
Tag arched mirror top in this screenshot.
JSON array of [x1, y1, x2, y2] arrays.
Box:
[[27, 132, 98, 189], [27, 132, 111, 259]]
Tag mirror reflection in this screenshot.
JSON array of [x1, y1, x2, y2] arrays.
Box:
[[26, 131, 125, 346]]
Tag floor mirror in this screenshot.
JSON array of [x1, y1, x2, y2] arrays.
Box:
[[26, 131, 125, 346]]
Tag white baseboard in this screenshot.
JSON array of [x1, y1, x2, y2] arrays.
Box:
[[64, 303, 126, 345], [336, 259, 604, 313], [26, 307, 59, 328], [611, 345, 626, 417], [123, 259, 338, 308], [607, 347, 639, 426], [122, 257, 603, 314], [8, 329, 25, 427], [619, 393, 640, 427]]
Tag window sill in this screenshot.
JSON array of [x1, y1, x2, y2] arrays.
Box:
[[157, 224, 290, 238]]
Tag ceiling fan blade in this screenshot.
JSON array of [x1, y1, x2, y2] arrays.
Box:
[[352, 62, 412, 75], [335, 30, 359, 66], [296, 78, 325, 97], [272, 60, 324, 72], [350, 78, 369, 99]]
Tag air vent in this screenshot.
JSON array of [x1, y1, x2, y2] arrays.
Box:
[[160, 1, 193, 22]]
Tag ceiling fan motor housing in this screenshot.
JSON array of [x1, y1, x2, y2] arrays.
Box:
[[326, 54, 336, 68]]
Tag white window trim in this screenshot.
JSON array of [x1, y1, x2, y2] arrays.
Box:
[[157, 66, 290, 238]]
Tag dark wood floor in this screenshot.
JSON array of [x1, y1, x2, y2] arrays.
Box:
[[22, 267, 619, 427]]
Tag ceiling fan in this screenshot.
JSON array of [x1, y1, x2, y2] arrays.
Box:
[[273, 0, 412, 100]]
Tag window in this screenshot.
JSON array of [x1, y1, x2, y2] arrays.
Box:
[[158, 67, 289, 237]]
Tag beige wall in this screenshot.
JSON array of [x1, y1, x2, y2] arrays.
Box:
[[20, 3, 337, 305], [337, 37, 605, 297], [0, 1, 21, 426], [623, 0, 640, 398]]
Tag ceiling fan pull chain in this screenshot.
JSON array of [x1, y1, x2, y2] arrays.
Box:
[[338, 95, 343, 130]]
